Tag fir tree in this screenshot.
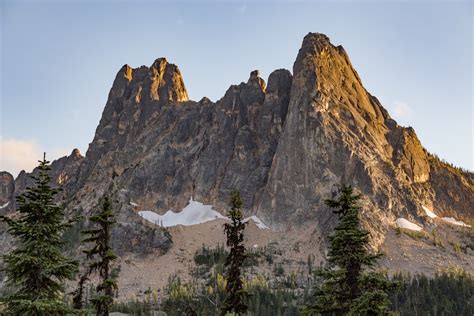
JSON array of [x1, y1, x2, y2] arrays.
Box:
[[0, 154, 78, 315], [221, 191, 248, 316], [303, 185, 396, 316], [82, 195, 118, 316]]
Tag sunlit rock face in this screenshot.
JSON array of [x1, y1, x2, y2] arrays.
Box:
[[2, 33, 472, 256]]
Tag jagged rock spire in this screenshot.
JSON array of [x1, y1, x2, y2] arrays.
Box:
[[109, 58, 189, 105], [247, 70, 266, 92]]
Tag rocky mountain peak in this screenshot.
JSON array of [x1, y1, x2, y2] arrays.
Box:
[[291, 32, 389, 147], [267, 69, 292, 94], [108, 57, 188, 107], [150, 57, 168, 70], [247, 70, 266, 92], [199, 96, 212, 104], [294, 33, 334, 73], [147, 57, 189, 102], [93, 57, 190, 152], [70, 148, 83, 158], [302, 32, 333, 51]]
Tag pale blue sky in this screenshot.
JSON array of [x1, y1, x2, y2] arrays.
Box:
[[1, 0, 472, 176]]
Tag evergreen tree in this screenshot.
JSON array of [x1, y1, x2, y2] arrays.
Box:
[[303, 185, 396, 316], [221, 191, 248, 316], [0, 154, 78, 315], [82, 195, 118, 316]]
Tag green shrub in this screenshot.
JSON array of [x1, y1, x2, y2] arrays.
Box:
[[399, 228, 425, 241], [194, 244, 228, 267], [431, 229, 444, 248], [449, 241, 462, 257]]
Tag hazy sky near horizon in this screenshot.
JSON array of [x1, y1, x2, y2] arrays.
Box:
[[1, 0, 472, 176]]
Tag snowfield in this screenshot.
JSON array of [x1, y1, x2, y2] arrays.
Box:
[[139, 198, 225, 227], [396, 218, 423, 231], [243, 215, 269, 229], [441, 217, 471, 227], [421, 205, 470, 227], [138, 198, 269, 229], [422, 206, 437, 219]]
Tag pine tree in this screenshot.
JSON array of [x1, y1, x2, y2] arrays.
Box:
[[221, 191, 248, 316], [0, 154, 78, 315], [303, 185, 396, 315], [82, 195, 118, 316]]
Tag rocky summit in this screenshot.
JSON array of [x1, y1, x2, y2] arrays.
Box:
[[1, 33, 473, 288]]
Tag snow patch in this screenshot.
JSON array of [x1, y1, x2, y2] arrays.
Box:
[[139, 198, 225, 227], [138, 198, 270, 229], [139, 211, 164, 226], [422, 206, 437, 218], [244, 215, 269, 229], [441, 217, 471, 227], [396, 218, 423, 231], [421, 205, 470, 227], [0, 201, 10, 209], [130, 202, 138, 207]]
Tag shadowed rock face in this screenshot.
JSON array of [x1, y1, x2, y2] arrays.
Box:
[[0, 172, 14, 214], [1, 33, 472, 255], [72, 62, 293, 217], [14, 149, 84, 199]]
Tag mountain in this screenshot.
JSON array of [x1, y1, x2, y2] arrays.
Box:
[[1, 33, 472, 296]]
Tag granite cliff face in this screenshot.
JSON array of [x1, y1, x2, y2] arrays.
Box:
[[1, 33, 472, 256], [254, 34, 472, 241]]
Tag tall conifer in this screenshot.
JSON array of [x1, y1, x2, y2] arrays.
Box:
[[0, 154, 78, 315], [221, 191, 248, 316], [81, 195, 117, 316], [303, 185, 396, 315]]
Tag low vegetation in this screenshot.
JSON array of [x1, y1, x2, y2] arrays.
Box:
[[449, 241, 463, 257], [111, 270, 474, 315], [431, 229, 444, 248], [395, 227, 426, 241]]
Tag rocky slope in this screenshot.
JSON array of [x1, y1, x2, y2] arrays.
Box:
[[1, 33, 472, 273]]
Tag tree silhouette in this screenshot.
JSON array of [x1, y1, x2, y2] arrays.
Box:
[[81, 195, 117, 316], [221, 191, 248, 315]]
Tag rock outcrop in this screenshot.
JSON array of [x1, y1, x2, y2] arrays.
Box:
[[15, 149, 84, 200], [1, 33, 472, 257], [0, 172, 14, 215]]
